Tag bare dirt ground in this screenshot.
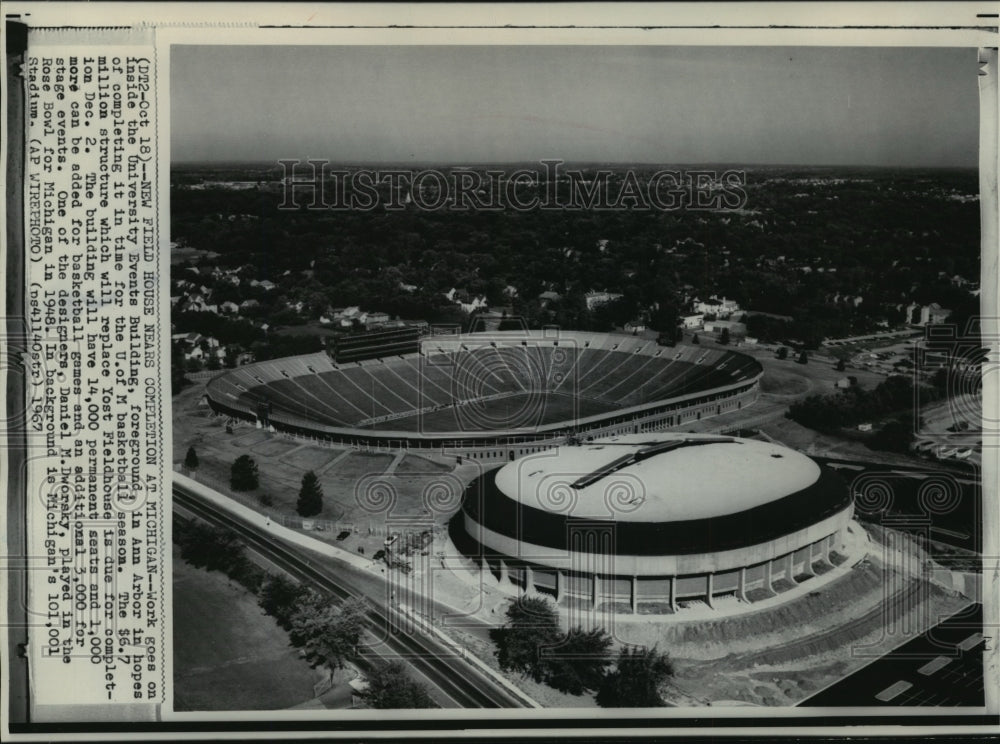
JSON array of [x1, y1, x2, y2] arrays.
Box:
[[610, 551, 970, 706]]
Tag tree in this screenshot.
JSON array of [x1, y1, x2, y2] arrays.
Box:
[[183, 446, 199, 470], [174, 520, 264, 593], [718, 327, 731, 346], [543, 626, 613, 695], [490, 596, 561, 681], [490, 597, 610, 693], [296, 470, 324, 517], [691, 333, 700, 345], [258, 574, 307, 628], [797, 350, 809, 365], [289, 592, 368, 669], [312, 596, 369, 669], [360, 661, 435, 709], [230, 454, 259, 491], [171, 345, 189, 395], [596, 645, 674, 708], [176, 521, 246, 573], [776, 346, 789, 360], [868, 415, 920, 454], [649, 303, 678, 334]]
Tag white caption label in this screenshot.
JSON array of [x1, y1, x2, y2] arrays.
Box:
[[23, 46, 166, 707]]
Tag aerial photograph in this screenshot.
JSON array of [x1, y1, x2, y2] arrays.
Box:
[[167, 45, 985, 711]]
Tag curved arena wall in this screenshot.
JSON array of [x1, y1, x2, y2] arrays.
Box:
[[458, 461, 855, 612]]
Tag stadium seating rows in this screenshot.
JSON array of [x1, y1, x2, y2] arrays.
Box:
[[207, 338, 760, 429]]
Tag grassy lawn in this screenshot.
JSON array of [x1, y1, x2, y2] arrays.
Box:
[[398, 453, 454, 474], [173, 545, 321, 710], [245, 438, 299, 459], [327, 452, 394, 479], [283, 445, 344, 471]]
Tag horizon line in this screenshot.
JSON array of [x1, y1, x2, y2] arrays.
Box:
[[170, 160, 979, 171]]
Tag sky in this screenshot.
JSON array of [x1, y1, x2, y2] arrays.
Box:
[[171, 45, 979, 167]]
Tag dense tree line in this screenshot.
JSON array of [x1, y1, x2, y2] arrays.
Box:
[[787, 375, 943, 433], [359, 661, 435, 709], [258, 574, 371, 670], [489, 596, 674, 703], [174, 520, 265, 593], [490, 597, 613, 695], [174, 520, 391, 690], [171, 167, 980, 345], [596, 645, 674, 708]]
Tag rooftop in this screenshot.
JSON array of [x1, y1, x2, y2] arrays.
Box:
[[493, 433, 821, 523]]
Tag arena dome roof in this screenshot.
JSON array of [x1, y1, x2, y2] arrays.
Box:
[[493, 433, 821, 523]]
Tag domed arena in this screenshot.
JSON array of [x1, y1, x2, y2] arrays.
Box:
[[458, 433, 855, 614], [204, 331, 763, 457]]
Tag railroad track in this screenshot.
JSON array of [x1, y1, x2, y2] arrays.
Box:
[[173, 485, 528, 709]]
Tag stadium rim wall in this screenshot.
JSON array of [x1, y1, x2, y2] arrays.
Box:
[[202, 344, 763, 460]]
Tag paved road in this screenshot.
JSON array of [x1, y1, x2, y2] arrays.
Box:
[[173, 483, 531, 709], [800, 603, 985, 706]]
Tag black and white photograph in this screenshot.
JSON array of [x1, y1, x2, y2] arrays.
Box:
[[2, 2, 998, 740], [166, 42, 989, 711]]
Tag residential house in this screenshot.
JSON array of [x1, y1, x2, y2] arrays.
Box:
[[693, 296, 741, 319], [919, 303, 951, 326], [538, 291, 562, 308], [363, 312, 392, 328], [584, 290, 622, 310]]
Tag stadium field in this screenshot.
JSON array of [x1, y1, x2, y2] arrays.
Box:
[[357, 392, 620, 433], [205, 333, 764, 444]]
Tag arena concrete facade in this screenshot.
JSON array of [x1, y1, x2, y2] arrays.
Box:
[[459, 434, 855, 613]]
